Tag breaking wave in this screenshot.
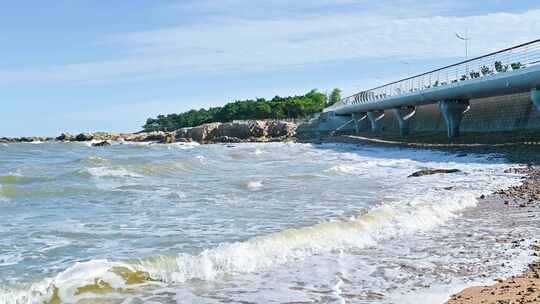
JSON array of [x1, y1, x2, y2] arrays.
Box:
[[1, 190, 478, 303], [79, 167, 143, 179]]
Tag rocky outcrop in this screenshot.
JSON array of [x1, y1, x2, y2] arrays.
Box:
[[56, 133, 75, 141], [185, 123, 222, 143], [75, 133, 94, 141], [408, 168, 461, 177], [92, 141, 111, 147], [46, 120, 297, 145], [267, 121, 297, 138], [1, 136, 51, 143], [92, 132, 120, 141]]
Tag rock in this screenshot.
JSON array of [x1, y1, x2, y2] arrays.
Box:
[[92, 141, 111, 147], [408, 169, 461, 178], [211, 122, 252, 140], [123, 133, 150, 142], [186, 123, 221, 143], [123, 131, 170, 142], [161, 133, 176, 144], [174, 128, 190, 141], [92, 132, 120, 141], [247, 120, 268, 138], [56, 132, 75, 141], [267, 121, 297, 138], [0, 137, 14, 143], [75, 133, 94, 141], [212, 136, 242, 143]]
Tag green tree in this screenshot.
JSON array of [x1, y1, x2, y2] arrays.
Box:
[[142, 89, 339, 131], [328, 88, 342, 106]]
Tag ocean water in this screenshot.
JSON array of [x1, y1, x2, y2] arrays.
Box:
[[0, 141, 538, 304]]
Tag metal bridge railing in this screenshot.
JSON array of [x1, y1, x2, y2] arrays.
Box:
[[326, 38, 540, 112]]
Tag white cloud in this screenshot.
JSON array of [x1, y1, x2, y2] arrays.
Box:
[[1, 8, 539, 84]]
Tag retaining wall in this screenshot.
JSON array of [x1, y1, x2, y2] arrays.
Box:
[[297, 92, 540, 141]]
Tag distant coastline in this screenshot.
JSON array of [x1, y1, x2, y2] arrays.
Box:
[[0, 120, 298, 145]]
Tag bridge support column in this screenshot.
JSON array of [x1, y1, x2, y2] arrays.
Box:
[[531, 88, 540, 112], [367, 111, 385, 133], [438, 100, 470, 139], [351, 112, 367, 133], [391, 107, 416, 137]]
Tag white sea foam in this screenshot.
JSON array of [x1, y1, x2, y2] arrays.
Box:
[[1, 189, 483, 303], [84, 167, 143, 178], [246, 180, 263, 190], [325, 164, 364, 175], [253, 148, 265, 155], [133, 190, 478, 283], [0, 254, 23, 267], [169, 142, 200, 150]]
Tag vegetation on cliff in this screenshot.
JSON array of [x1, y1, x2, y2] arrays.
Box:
[[142, 89, 338, 132]]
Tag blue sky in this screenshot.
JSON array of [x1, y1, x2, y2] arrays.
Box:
[[1, 0, 540, 136]]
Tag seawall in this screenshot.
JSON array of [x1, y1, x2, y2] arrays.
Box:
[[298, 92, 540, 143]]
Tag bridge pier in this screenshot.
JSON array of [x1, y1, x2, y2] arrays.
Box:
[[391, 107, 416, 136], [367, 111, 385, 133], [438, 100, 470, 139], [531, 88, 540, 112], [351, 112, 367, 133]]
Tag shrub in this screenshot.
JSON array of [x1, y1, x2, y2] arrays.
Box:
[[494, 61, 509, 73], [469, 71, 481, 79], [480, 65, 493, 76], [511, 62, 523, 70]]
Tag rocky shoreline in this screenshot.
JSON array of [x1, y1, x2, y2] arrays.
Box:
[[0, 120, 297, 145], [446, 166, 540, 304]]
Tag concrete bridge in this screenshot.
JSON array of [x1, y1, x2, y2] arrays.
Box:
[[322, 39, 540, 139]]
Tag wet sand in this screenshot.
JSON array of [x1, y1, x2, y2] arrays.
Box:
[[447, 261, 540, 304], [447, 167, 540, 304]]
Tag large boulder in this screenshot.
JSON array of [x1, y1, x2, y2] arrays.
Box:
[[174, 128, 190, 141], [56, 132, 75, 141], [186, 123, 222, 143], [267, 121, 297, 138], [161, 133, 176, 144], [248, 120, 268, 138], [141, 131, 168, 142], [408, 169, 461, 178], [92, 141, 111, 147], [92, 132, 120, 141], [212, 122, 252, 140], [75, 133, 94, 141], [123, 133, 149, 142]]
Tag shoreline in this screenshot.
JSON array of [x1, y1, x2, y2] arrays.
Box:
[[3, 132, 540, 302], [304, 135, 540, 303], [445, 167, 540, 304]]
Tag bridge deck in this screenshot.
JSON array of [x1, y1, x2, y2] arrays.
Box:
[[327, 39, 540, 115]]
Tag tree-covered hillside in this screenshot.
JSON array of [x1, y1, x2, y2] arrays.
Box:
[[143, 89, 340, 132]]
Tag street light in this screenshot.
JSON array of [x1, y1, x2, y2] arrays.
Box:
[[456, 30, 471, 75], [455, 29, 471, 60]]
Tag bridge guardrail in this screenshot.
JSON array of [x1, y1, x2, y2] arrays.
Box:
[[326, 38, 540, 112]]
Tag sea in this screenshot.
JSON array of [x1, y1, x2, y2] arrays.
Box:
[[0, 141, 538, 304]]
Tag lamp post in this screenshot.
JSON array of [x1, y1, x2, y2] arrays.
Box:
[[455, 30, 470, 60], [456, 29, 471, 74]]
